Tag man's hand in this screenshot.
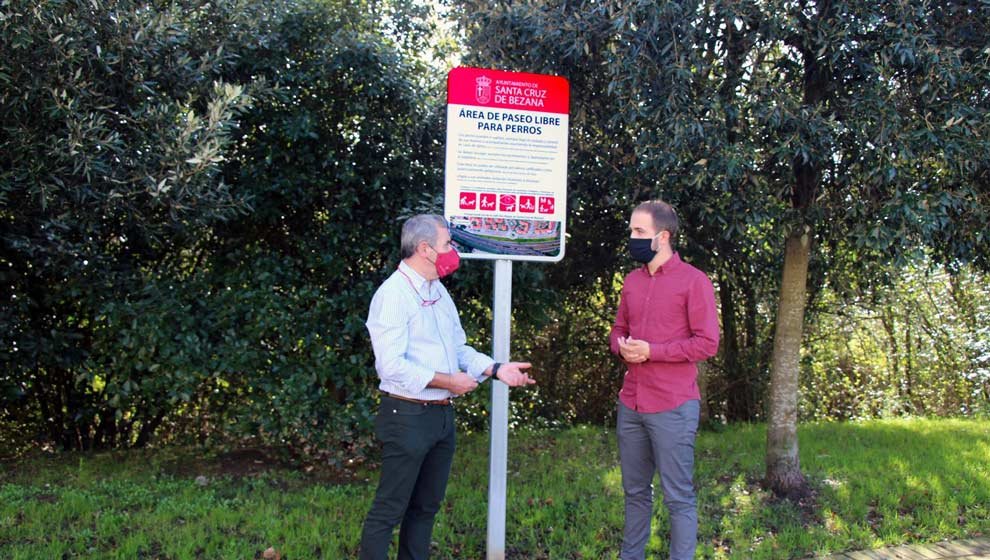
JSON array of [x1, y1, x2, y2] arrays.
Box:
[[618, 337, 650, 364], [447, 372, 479, 395], [493, 362, 537, 387]]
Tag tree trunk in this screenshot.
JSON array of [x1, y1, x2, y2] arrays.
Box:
[[904, 312, 917, 413], [697, 360, 710, 425], [765, 228, 812, 499], [134, 409, 167, 448], [719, 275, 746, 421], [880, 308, 901, 396], [94, 407, 118, 448], [743, 282, 757, 349]]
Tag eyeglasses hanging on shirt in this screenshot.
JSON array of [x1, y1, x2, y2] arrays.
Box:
[[397, 267, 441, 307], [398, 266, 456, 379]]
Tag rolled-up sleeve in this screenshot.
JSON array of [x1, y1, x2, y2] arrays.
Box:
[[366, 288, 436, 394]]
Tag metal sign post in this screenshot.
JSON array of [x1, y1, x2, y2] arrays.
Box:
[[486, 258, 512, 560], [443, 66, 568, 560]]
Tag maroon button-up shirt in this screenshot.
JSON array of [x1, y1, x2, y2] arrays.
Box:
[[609, 252, 720, 413]]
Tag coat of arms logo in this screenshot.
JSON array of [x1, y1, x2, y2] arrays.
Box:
[[475, 75, 492, 104]]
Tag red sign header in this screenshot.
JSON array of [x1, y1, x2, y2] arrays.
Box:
[[447, 67, 570, 115]]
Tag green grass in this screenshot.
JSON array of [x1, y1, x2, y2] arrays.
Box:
[[1, 418, 988, 559]]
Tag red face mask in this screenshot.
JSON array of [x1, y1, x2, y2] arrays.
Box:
[[431, 246, 460, 278]]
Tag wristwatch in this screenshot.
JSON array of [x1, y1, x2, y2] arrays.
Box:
[[491, 362, 502, 380]]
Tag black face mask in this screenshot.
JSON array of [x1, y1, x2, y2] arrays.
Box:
[[628, 237, 656, 263]]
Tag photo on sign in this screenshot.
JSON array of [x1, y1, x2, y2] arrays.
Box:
[[448, 215, 562, 258]]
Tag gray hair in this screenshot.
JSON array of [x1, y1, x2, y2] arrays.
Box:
[[400, 214, 448, 258]]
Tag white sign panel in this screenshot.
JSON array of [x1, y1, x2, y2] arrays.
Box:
[[444, 67, 570, 262]]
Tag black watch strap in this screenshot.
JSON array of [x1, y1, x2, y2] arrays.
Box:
[[492, 362, 502, 380]]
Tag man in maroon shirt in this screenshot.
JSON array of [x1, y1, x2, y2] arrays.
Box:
[[609, 200, 720, 560]]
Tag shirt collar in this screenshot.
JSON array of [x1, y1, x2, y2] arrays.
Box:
[[398, 260, 431, 291], [642, 251, 683, 275]]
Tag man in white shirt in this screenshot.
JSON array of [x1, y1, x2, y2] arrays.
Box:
[[359, 214, 535, 560]]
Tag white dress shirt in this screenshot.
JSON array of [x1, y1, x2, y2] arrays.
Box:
[[366, 260, 495, 400]]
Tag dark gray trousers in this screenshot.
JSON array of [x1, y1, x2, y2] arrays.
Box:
[[617, 399, 700, 560], [359, 397, 456, 560]]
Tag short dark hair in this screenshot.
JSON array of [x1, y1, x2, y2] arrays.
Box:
[[634, 200, 679, 244]]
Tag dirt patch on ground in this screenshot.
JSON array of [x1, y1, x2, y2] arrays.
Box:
[[160, 447, 371, 486], [1, 446, 372, 487], [160, 448, 289, 479], [763, 480, 822, 528], [213, 448, 281, 478]]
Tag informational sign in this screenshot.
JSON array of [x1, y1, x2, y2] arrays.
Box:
[[444, 67, 570, 262]]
